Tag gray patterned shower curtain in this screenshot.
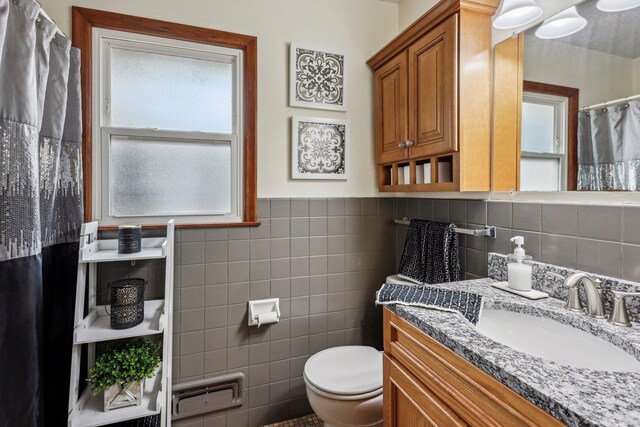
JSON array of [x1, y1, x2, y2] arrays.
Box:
[[577, 100, 640, 190], [0, 0, 83, 425]]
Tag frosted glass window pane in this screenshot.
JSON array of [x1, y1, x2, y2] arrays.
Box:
[[110, 47, 233, 132], [520, 157, 560, 191], [110, 136, 231, 216], [522, 102, 556, 153]]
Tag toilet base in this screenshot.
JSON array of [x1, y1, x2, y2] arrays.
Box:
[[306, 384, 383, 427]]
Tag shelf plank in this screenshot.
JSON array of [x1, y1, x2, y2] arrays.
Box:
[[379, 181, 459, 192], [74, 300, 165, 344], [80, 238, 167, 263], [69, 368, 163, 427]]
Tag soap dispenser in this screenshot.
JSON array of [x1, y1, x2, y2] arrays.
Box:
[[507, 236, 533, 291]]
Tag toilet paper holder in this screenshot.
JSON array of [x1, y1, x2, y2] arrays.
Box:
[[248, 298, 281, 327]]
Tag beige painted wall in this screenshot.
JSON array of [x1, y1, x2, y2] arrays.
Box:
[[40, 0, 399, 198], [398, 0, 438, 30], [524, 35, 634, 107]]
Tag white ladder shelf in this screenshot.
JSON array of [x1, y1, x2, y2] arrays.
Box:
[[68, 220, 175, 427]]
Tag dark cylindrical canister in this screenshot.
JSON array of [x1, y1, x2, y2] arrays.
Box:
[[109, 278, 146, 329], [118, 225, 142, 254]]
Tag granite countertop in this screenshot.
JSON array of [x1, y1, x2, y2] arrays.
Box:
[[392, 278, 640, 427]]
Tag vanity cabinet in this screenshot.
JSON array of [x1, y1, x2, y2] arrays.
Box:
[[383, 309, 563, 426], [384, 355, 465, 426], [368, 0, 498, 192]]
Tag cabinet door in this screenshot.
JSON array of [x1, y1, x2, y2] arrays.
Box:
[[384, 354, 466, 427], [375, 52, 408, 165], [408, 14, 457, 158]]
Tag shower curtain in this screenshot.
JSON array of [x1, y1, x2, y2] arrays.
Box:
[[0, 0, 83, 425], [577, 99, 640, 191]]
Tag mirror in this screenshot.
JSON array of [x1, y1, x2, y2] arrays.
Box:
[[510, 0, 640, 191]]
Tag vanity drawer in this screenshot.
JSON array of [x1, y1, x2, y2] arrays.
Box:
[[383, 308, 563, 427], [384, 353, 466, 426]]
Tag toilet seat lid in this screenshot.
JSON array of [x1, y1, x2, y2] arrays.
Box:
[[304, 346, 382, 395]]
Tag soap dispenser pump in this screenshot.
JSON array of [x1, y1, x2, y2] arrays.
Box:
[[507, 236, 533, 291]]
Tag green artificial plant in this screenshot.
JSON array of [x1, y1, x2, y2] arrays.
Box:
[[87, 338, 161, 395]]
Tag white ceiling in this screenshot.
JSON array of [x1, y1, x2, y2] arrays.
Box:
[[526, 0, 640, 59]]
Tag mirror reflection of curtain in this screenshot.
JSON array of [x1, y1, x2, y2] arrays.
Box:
[[578, 100, 640, 191], [0, 0, 83, 425]]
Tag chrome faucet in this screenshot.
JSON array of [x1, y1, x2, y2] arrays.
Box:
[[548, 272, 606, 319]]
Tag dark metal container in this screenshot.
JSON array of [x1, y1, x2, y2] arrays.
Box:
[[108, 278, 146, 329], [118, 225, 142, 254]]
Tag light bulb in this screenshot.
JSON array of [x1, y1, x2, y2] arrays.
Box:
[[597, 0, 640, 12], [493, 0, 544, 30], [535, 6, 587, 39]]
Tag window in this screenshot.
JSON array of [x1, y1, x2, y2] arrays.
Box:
[[73, 8, 257, 226], [520, 92, 568, 191]]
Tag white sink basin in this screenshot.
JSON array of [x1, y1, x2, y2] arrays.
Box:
[[476, 309, 640, 372]]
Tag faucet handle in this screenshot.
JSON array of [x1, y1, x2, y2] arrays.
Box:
[[546, 271, 565, 281], [609, 290, 640, 327], [565, 287, 584, 313]]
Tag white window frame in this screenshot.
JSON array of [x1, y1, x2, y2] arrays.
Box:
[[92, 28, 244, 226], [521, 91, 568, 191]]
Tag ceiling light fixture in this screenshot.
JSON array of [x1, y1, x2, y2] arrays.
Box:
[[597, 0, 640, 12], [492, 0, 544, 30], [535, 6, 587, 39]]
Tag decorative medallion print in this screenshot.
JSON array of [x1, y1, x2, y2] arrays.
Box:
[[295, 48, 343, 105], [297, 122, 345, 174], [291, 117, 350, 180], [290, 44, 346, 111]]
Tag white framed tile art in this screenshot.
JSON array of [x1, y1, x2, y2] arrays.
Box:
[[289, 43, 347, 111], [291, 116, 350, 180]]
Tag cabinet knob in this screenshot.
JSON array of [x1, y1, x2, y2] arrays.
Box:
[[398, 142, 407, 149], [406, 140, 414, 147]]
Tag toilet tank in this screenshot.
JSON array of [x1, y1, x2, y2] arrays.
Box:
[[385, 275, 417, 285]]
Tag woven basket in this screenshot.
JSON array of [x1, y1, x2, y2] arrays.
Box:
[[108, 278, 146, 329]]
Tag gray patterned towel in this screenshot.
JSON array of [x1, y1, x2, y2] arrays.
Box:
[[397, 219, 461, 285], [376, 283, 484, 324]]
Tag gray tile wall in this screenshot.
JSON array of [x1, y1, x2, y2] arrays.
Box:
[[97, 197, 640, 427], [99, 198, 396, 427], [395, 198, 640, 283]]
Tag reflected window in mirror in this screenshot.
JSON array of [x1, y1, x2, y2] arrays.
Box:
[[521, 92, 568, 191], [510, 0, 640, 191]]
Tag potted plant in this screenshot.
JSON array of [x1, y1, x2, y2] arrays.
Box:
[[87, 338, 161, 411]]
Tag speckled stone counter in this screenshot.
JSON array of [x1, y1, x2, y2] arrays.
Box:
[[392, 278, 640, 427]]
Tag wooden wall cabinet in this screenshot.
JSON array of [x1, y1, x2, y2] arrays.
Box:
[[383, 309, 564, 427], [375, 52, 408, 165], [408, 15, 457, 159], [368, 0, 499, 192]]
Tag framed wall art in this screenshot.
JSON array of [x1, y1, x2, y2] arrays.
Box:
[[291, 116, 350, 180], [289, 43, 347, 111]]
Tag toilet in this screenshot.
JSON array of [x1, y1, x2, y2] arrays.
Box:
[[385, 274, 413, 285], [303, 346, 383, 427]]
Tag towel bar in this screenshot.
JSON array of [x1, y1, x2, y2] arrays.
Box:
[[393, 218, 497, 239]]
